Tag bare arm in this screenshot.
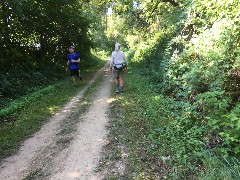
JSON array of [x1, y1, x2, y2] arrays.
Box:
[[110, 55, 114, 67], [71, 58, 80, 63]]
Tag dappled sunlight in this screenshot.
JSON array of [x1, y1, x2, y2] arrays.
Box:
[[153, 95, 162, 101], [48, 106, 59, 114], [111, 94, 130, 107], [62, 109, 72, 113], [107, 97, 116, 104], [95, 96, 117, 105], [115, 96, 124, 101], [66, 171, 101, 179], [79, 101, 89, 106], [96, 98, 107, 104], [68, 171, 80, 178], [103, 68, 111, 73], [122, 100, 130, 106], [59, 100, 88, 114], [97, 137, 109, 144]]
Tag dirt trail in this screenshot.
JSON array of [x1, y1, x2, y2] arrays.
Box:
[[0, 62, 113, 180]]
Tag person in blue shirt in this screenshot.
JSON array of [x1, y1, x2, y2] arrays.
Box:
[[67, 46, 82, 87]]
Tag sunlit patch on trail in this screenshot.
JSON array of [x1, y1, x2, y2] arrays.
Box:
[[107, 98, 116, 104], [68, 171, 80, 178]]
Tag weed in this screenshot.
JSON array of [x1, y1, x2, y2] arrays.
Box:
[[23, 169, 44, 180], [56, 137, 74, 148], [58, 127, 75, 135], [199, 154, 240, 180]]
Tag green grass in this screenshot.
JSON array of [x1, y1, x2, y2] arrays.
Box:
[[199, 155, 240, 180], [0, 58, 107, 161], [107, 67, 240, 179], [23, 168, 44, 180], [107, 69, 165, 179]]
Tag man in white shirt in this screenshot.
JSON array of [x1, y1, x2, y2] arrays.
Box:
[[110, 43, 127, 93]]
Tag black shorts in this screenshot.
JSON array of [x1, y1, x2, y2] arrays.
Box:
[[70, 69, 80, 77]]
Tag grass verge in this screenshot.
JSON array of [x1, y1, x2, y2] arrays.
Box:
[[98, 90, 128, 179], [107, 67, 240, 179], [0, 58, 107, 162]]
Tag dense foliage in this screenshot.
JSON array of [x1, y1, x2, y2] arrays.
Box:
[[131, 0, 240, 156], [112, 67, 240, 178], [105, 0, 240, 177], [0, 0, 107, 109]]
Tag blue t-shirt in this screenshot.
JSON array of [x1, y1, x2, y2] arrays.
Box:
[[67, 53, 80, 70]]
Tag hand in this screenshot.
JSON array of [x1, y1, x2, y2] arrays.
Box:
[[66, 68, 68, 72]]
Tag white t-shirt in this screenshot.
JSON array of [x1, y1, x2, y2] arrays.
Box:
[[110, 50, 126, 67]]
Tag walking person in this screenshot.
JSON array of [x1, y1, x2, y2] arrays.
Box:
[[110, 43, 127, 93], [67, 46, 82, 87]]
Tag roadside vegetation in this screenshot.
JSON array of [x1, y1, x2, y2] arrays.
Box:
[[105, 0, 240, 178], [109, 66, 240, 178]]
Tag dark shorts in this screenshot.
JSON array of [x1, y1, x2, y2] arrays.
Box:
[[113, 69, 124, 79], [70, 69, 80, 77]]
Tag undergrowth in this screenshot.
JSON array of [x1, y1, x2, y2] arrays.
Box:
[[110, 67, 240, 179]]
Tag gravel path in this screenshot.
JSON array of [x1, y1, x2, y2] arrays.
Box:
[[0, 62, 112, 180]]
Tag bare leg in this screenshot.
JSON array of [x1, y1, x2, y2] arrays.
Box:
[[115, 78, 119, 92], [115, 78, 119, 86], [72, 76, 76, 86], [119, 77, 124, 88], [119, 77, 124, 92]]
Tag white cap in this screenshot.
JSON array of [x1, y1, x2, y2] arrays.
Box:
[[115, 43, 120, 51]]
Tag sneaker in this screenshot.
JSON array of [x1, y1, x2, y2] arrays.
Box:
[[116, 88, 119, 93], [73, 84, 77, 88], [120, 89, 124, 94]]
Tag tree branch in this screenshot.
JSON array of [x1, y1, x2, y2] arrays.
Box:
[[162, 0, 179, 7], [149, 2, 161, 17]]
